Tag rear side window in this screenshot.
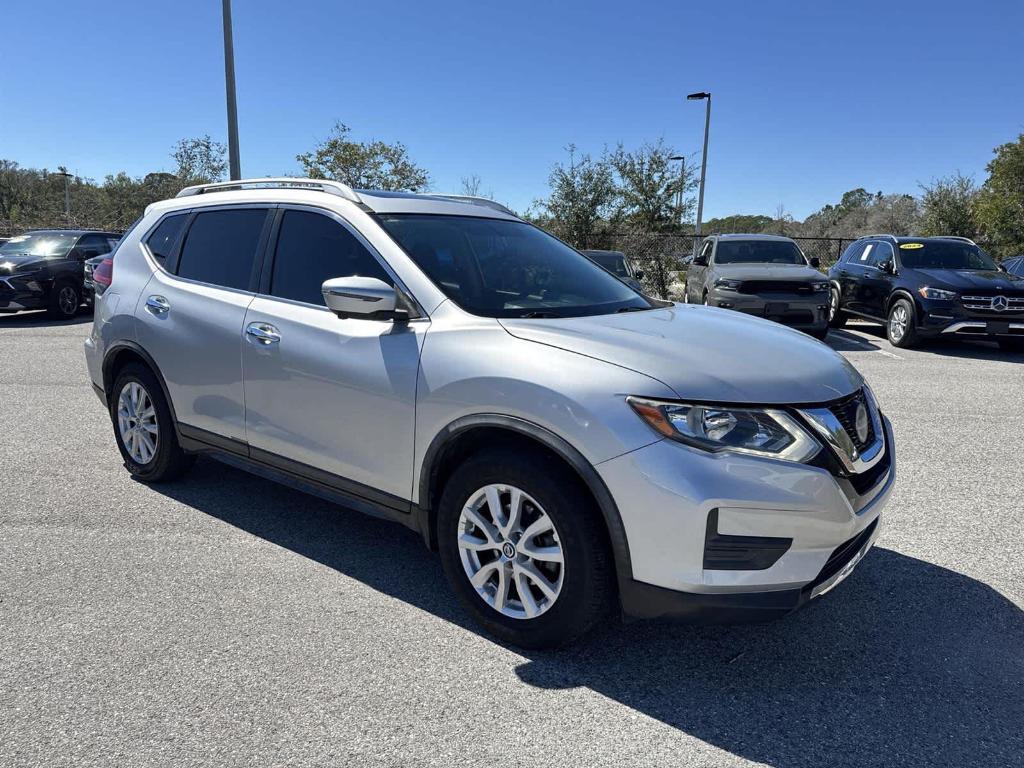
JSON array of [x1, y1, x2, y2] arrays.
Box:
[[176, 209, 268, 290], [145, 214, 188, 265], [269, 210, 390, 306]]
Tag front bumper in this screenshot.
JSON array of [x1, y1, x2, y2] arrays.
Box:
[[916, 297, 1024, 339], [599, 414, 895, 621], [0, 275, 47, 312], [708, 289, 829, 330]]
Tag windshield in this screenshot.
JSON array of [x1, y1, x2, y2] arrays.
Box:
[[715, 240, 805, 265], [0, 233, 78, 258], [378, 215, 653, 318], [898, 241, 998, 271], [585, 251, 629, 277]]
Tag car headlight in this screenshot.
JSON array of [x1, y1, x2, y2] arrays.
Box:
[[627, 397, 821, 463], [714, 278, 742, 291], [918, 286, 956, 300], [812, 281, 829, 292]]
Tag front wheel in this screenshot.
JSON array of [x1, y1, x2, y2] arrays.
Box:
[[886, 298, 919, 348], [437, 449, 614, 648], [827, 286, 847, 328]]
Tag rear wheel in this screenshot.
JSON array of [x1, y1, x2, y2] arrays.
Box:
[[886, 298, 919, 348], [110, 363, 195, 482], [437, 449, 614, 648], [827, 286, 847, 328], [47, 281, 80, 319]]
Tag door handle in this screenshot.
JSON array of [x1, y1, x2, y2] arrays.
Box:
[[246, 322, 281, 345], [145, 295, 170, 315]]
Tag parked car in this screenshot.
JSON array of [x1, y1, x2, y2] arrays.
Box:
[[1002, 255, 1024, 277], [581, 249, 645, 293], [684, 234, 830, 339], [0, 229, 121, 318], [84, 178, 894, 648], [827, 235, 1024, 350], [83, 236, 120, 308]]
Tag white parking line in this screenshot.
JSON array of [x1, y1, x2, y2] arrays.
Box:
[[832, 329, 903, 360]]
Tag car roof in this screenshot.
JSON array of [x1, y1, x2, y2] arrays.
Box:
[[712, 233, 796, 242], [15, 229, 118, 237], [157, 178, 520, 221]]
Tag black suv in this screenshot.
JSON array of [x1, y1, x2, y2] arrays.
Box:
[[0, 230, 120, 319], [827, 235, 1024, 350]]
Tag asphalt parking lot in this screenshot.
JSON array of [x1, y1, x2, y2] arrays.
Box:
[[1, 311, 1021, 768]]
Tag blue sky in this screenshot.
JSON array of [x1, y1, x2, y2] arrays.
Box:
[[2, 0, 1021, 219]]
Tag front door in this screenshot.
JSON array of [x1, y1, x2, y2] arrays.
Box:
[[860, 240, 897, 318], [241, 207, 426, 503]]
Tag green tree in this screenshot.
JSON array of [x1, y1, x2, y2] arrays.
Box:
[[610, 139, 695, 231], [918, 173, 977, 238], [296, 122, 429, 191], [534, 145, 618, 247], [974, 134, 1024, 257], [702, 214, 774, 234], [171, 135, 227, 185]]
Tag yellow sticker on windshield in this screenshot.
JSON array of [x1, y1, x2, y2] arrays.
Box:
[[900, 243, 924, 249]]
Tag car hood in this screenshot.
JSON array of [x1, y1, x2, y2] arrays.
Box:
[[499, 305, 862, 404], [714, 264, 826, 281], [911, 268, 1024, 292], [0, 254, 48, 272]]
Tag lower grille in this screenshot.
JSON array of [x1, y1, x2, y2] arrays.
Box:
[[805, 517, 879, 592]]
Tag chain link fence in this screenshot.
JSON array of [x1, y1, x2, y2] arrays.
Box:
[[580, 232, 853, 299]]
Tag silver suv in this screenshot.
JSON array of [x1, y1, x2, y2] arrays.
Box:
[[84, 179, 895, 648]]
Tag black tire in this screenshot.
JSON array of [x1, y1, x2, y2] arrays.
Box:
[[998, 337, 1024, 353], [109, 363, 195, 482], [47, 280, 81, 319], [810, 327, 829, 341], [886, 297, 919, 348], [827, 286, 847, 328], [437, 448, 615, 649]]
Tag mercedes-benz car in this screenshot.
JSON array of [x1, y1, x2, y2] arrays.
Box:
[[684, 234, 831, 339], [827, 235, 1024, 350], [84, 178, 895, 648], [0, 230, 120, 318]]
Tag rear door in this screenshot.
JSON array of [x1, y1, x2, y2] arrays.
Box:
[[688, 238, 713, 301], [844, 240, 877, 314], [241, 206, 426, 502], [136, 206, 273, 444]]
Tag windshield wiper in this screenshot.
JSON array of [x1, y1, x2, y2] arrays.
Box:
[[615, 305, 649, 313], [519, 310, 564, 318]]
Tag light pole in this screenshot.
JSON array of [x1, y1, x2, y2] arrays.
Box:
[[56, 168, 72, 224], [687, 91, 711, 255], [669, 155, 686, 228], [222, 0, 241, 180]]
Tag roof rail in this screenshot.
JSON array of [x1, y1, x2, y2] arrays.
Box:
[[857, 234, 899, 241], [176, 177, 361, 203], [938, 235, 977, 245], [429, 194, 516, 216]]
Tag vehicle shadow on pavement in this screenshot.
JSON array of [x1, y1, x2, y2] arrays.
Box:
[[836, 322, 1020, 362], [154, 457, 1022, 768], [0, 310, 93, 328]]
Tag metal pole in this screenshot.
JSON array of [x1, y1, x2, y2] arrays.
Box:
[[693, 94, 711, 255], [222, 0, 241, 180], [57, 169, 72, 223]]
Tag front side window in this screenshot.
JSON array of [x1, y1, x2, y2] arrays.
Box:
[[714, 240, 805, 265], [176, 209, 267, 290], [868, 241, 894, 267], [897, 241, 998, 271], [270, 210, 391, 306], [378, 215, 652, 318], [145, 214, 188, 265], [0, 232, 78, 258]]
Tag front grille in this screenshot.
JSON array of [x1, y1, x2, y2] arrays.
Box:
[[827, 389, 875, 453], [961, 294, 1024, 313], [740, 280, 819, 294], [804, 517, 878, 593]]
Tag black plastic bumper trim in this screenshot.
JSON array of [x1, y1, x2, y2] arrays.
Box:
[[703, 508, 793, 570]]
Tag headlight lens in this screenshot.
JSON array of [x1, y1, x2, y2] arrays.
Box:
[[714, 278, 742, 291], [812, 281, 829, 292], [918, 286, 956, 300], [627, 397, 821, 463]]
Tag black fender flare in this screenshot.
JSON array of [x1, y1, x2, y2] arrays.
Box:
[[101, 341, 181, 430], [418, 413, 634, 587]]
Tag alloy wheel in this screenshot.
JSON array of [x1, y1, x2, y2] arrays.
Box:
[[58, 286, 78, 316], [829, 288, 839, 320], [117, 381, 159, 464], [457, 484, 564, 620], [889, 305, 908, 342]]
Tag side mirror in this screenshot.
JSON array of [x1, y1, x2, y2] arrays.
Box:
[[879, 259, 895, 274], [322, 276, 404, 320], [633, 269, 645, 280], [693, 255, 708, 267], [809, 256, 821, 269]]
